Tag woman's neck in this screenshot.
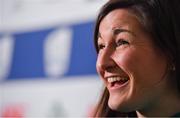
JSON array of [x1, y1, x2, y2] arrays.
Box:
[[136, 89, 180, 117]]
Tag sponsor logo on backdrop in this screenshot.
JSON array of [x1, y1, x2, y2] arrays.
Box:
[[1, 104, 25, 118], [44, 27, 72, 78], [0, 35, 14, 80], [4, 21, 96, 80], [47, 101, 67, 117]]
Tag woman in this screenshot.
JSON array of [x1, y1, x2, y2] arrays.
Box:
[[93, 0, 180, 117]]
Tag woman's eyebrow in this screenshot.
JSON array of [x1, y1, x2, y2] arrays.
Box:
[[112, 28, 136, 37], [97, 27, 136, 41]]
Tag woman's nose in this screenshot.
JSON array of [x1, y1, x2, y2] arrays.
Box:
[[96, 48, 116, 71]]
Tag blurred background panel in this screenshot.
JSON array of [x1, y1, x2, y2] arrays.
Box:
[[0, 0, 107, 117]]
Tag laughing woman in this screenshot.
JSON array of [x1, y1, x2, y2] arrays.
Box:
[[93, 0, 180, 117]]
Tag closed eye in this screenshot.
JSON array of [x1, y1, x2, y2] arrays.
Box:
[[98, 44, 105, 51], [116, 39, 129, 47]]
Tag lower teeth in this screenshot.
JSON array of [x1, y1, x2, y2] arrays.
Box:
[[112, 80, 128, 86]]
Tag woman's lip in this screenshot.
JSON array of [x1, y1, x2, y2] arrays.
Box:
[[107, 80, 129, 91]]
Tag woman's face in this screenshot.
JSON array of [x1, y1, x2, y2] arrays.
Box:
[[96, 9, 170, 112]]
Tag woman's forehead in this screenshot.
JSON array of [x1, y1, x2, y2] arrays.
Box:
[[98, 9, 140, 39]]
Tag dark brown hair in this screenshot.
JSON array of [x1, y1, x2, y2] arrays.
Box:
[[94, 0, 180, 117]]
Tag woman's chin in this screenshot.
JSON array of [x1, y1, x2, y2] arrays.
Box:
[[108, 102, 119, 111], [108, 98, 121, 110], [108, 97, 130, 112]]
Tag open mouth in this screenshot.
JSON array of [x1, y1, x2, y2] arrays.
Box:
[[107, 76, 129, 87]]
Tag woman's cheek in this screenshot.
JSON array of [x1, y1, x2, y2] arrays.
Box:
[[113, 49, 136, 71]]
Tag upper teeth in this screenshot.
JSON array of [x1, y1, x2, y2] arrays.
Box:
[[107, 77, 128, 83]]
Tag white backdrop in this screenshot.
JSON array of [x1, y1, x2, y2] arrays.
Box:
[[0, 0, 107, 117]]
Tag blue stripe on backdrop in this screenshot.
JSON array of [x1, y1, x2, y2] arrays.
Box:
[[65, 21, 97, 77], [6, 21, 97, 80], [8, 29, 53, 79]]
